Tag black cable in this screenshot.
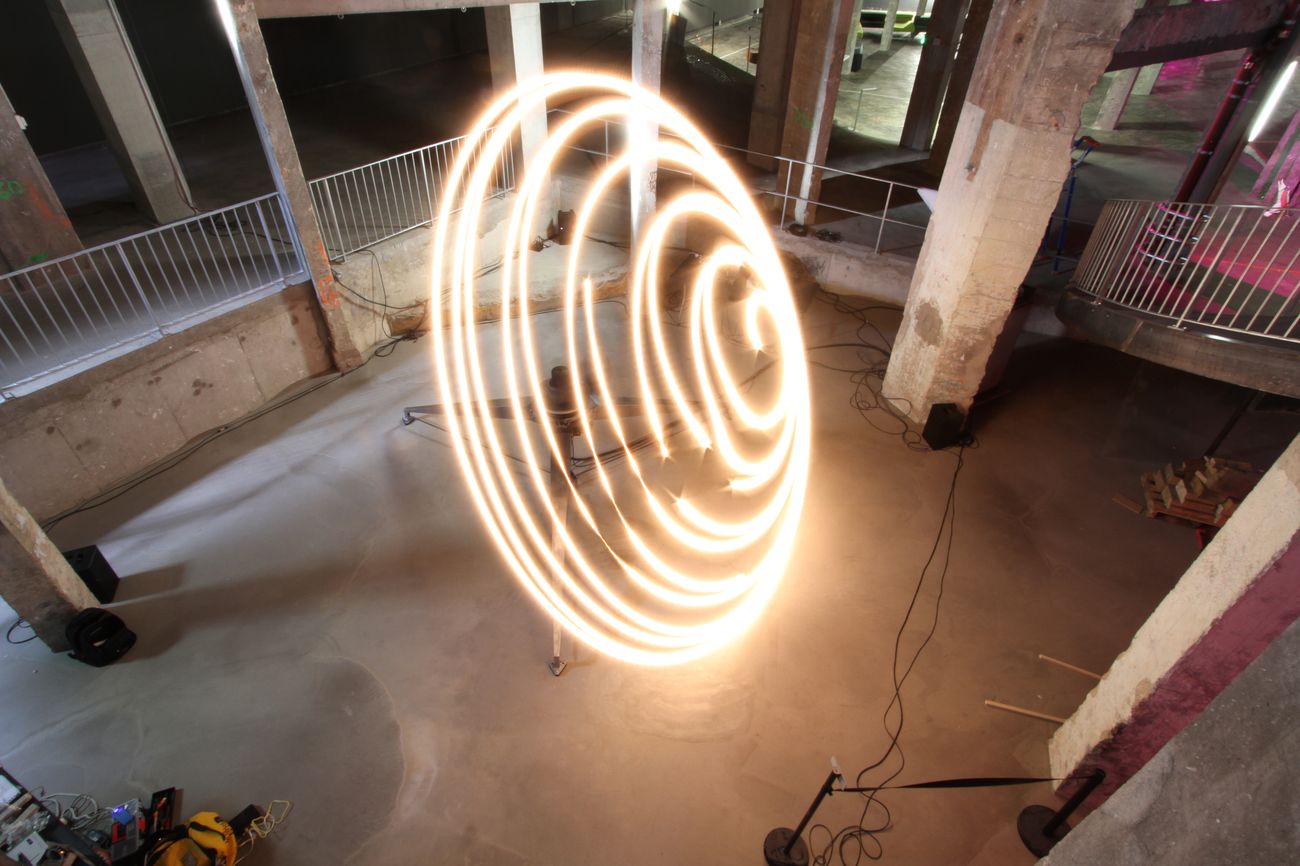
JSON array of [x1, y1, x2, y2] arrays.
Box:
[[809, 445, 966, 866], [6, 619, 38, 645]]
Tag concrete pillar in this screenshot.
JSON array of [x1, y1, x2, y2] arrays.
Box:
[[777, 0, 856, 226], [882, 0, 1137, 423], [926, 0, 992, 173], [898, 0, 968, 151], [44, 0, 194, 225], [630, 0, 665, 241], [1049, 435, 1300, 804], [1131, 62, 1162, 95], [485, 2, 550, 235], [1252, 104, 1300, 199], [747, 0, 799, 169], [842, 0, 864, 74], [0, 475, 97, 652], [1091, 67, 1140, 131], [216, 0, 362, 372], [879, 0, 898, 52], [0, 85, 81, 272]]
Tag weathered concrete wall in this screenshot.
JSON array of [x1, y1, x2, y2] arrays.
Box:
[[1039, 616, 1300, 866], [0, 283, 331, 523], [1049, 433, 1300, 802]]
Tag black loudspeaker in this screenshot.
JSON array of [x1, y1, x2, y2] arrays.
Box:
[[922, 403, 967, 450], [62, 545, 119, 604], [555, 209, 575, 245], [851, 48, 863, 72]]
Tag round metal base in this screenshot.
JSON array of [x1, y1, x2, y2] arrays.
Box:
[[547, 656, 567, 677], [763, 828, 809, 866], [1017, 805, 1070, 858]]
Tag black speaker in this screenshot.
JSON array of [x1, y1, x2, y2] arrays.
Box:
[[922, 403, 967, 450], [62, 545, 119, 604]]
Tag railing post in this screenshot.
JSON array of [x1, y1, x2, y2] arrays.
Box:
[[115, 245, 163, 335], [876, 181, 893, 254], [780, 159, 792, 227]]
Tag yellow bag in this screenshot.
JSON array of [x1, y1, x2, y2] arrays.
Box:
[[147, 811, 239, 866]]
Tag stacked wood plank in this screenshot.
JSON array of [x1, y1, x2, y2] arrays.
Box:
[[1137, 457, 1260, 527]]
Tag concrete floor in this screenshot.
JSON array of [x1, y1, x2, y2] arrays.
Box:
[[7, 289, 1297, 864]]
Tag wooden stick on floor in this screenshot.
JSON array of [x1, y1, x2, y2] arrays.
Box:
[[1038, 654, 1103, 681], [984, 699, 1067, 725]]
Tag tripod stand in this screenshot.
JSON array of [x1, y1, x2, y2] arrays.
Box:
[[402, 364, 687, 676]]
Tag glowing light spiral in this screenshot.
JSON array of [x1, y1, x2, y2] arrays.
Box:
[[431, 71, 811, 665]]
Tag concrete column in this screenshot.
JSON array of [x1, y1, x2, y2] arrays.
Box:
[[747, 0, 799, 169], [882, 0, 1137, 423], [630, 0, 665, 242], [879, 0, 898, 52], [926, 0, 993, 172], [486, 2, 550, 236], [777, 0, 856, 226], [1131, 62, 1162, 95], [0, 85, 81, 272], [216, 0, 362, 372], [843, 0, 864, 74], [1091, 67, 1140, 131], [0, 475, 97, 652], [1049, 435, 1300, 804], [44, 0, 194, 225], [898, 0, 968, 151]]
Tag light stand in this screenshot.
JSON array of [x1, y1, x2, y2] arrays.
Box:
[[1017, 768, 1106, 857], [402, 364, 687, 677]]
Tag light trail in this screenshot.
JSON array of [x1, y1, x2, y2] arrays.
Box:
[[430, 71, 811, 665]]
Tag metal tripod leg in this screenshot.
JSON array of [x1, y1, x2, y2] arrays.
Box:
[[547, 422, 572, 676]]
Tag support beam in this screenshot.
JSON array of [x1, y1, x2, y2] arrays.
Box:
[[216, 0, 362, 372], [486, 2, 549, 236], [256, 0, 592, 16], [0, 475, 97, 652], [0, 85, 81, 272], [747, 0, 799, 169], [44, 0, 194, 225], [630, 0, 665, 242], [879, 0, 898, 52], [882, 0, 1137, 423], [1049, 435, 1300, 804], [1091, 67, 1140, 131], [843, 0, 864, 74], [777, 0, 856, 226], [1131, 62, 1162, 95], [899, 0, 967, 152], [1109, 0, 1289, 70], [927, 0, 993, 172]]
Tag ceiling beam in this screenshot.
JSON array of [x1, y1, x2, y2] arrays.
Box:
[[255, 0, 595, 18], [1108, 0, 1291, 70]]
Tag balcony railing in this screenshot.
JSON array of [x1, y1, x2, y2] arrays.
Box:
[[1073, 199, 1300, 345], [548, 108, 931, 256], [0, 193, 303, 398], [308, 132, 516, 262]]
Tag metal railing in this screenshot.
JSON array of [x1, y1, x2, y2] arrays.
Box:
[[548, 108, 931, 256], [1072, 199, 1300, 345], [309, 132, 516, 261], [0, 193, 302, 396]]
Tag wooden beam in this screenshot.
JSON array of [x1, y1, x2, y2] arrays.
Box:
[[1108, 0, 1289, 71]]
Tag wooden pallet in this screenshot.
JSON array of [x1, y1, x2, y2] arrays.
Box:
[[1134, 457, 1260, 528]]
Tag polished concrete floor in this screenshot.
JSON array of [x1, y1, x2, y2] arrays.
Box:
[[7, 290, 1296, 864]]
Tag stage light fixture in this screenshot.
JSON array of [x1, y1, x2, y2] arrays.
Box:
[[429, 71, 811, 666]]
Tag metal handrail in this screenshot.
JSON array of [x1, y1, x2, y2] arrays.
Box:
[[1072, 198, 1300, 345], [0, 192, 302, 397], [546, 107, 930, 255], [308, 130, 516, 261]]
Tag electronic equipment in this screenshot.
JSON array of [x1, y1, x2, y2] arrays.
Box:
[[62, 545, 120, 604]]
